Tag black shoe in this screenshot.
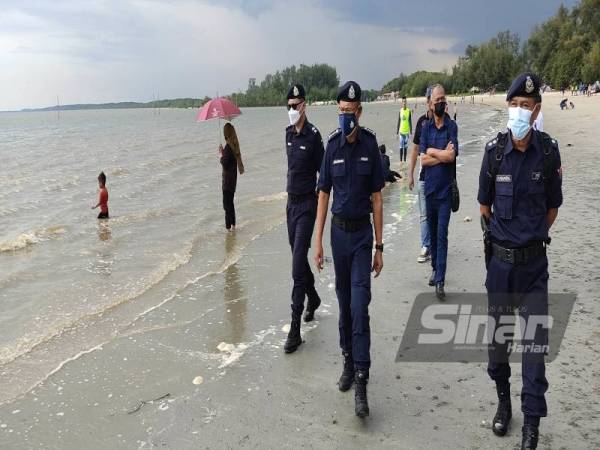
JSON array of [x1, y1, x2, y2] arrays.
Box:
[[304, 290, 321, 322], [428, 270, 436, 286], [435, 282, 445, 300], [521, 424, 539, 449], [338, 352, 354, 392], [492, 396, 512, 436], [284, 318, 302, 354], [354, 370, 369, 418]]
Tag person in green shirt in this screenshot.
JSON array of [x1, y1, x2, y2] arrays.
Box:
[[396, 96, 412, 164]]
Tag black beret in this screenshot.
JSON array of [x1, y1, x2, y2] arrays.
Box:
[[506, 73, 542, 102], [287, 84, 305, 100], [336, 81, 361, 102]]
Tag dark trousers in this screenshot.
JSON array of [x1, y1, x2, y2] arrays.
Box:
[[286, 196, 317, 318], [222, 190, 235, 229], [486, 254, 549, 418], [331, 221, 373, 373], [426, 193, 452, 283]]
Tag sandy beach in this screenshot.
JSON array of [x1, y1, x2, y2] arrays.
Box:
[[0, 93, 599, 449]]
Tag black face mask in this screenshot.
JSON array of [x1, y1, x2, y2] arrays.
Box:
[[434, 101, 447, 117]]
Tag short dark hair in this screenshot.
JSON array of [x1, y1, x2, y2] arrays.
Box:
[[98, 171, 106, 185], [401, 96, 407, 101]]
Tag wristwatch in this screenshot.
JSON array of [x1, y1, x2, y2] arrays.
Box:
[[375, 244, 384, 252]]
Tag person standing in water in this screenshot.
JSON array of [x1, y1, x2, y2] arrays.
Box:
[[219, 123, 244, 231], [92, 171, 109, 219], [283, 84, 325, 354]]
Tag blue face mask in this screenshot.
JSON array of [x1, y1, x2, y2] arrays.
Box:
[[339, 113, 357, 136], [507, 106, 533, 140]]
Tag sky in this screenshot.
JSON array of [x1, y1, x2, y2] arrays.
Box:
[[0, 0, 579, 110]]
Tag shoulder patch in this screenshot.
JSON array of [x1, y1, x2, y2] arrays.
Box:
[[361, 126, 376, 137], [328, 128, 341, 141]]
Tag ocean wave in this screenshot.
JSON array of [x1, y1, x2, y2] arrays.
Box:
[[253, 192, 287, 203], [0, 226, 66, 253]]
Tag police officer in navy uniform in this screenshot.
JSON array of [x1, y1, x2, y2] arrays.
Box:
[[314, 81, 385, 418], [283, 84, 325, 354], [478, 73, 562, 450]]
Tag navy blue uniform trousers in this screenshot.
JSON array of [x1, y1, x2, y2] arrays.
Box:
[[426, 194, 451, 283], [331, 221, 373, 373], [486, 254, 549, 418], [287, 196, 317, 317]]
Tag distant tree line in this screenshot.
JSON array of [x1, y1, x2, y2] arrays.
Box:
[[381, 0, 600, 96]]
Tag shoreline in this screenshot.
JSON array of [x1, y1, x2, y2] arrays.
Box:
[[0, 97, 599, 448]]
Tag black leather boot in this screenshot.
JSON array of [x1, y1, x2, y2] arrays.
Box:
[[304, 289, 321, 322], [492, 384, 512, 436], [354, 370, 369, 418], [435, 282, 445, 300], [338, 352, 354, 391], [521, 423, 539, 449], [429, 270, 436, 286], [284, 317, 302, 353]]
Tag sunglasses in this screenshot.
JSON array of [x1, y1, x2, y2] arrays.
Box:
[[287, 101, 304, 111]]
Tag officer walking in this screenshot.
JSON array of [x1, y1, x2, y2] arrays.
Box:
[[314, 81, 385, 418], [419, 84, 458, 299], [283, 84, 325, 354], [478, 73, 562, 450]]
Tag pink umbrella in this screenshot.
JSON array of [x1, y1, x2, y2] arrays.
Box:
[[196, 97, 241, 122], [196, 97, 241, 145]]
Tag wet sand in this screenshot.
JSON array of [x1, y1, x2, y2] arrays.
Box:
[[1, 96, 599, 449]]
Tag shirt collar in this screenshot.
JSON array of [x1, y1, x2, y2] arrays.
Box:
[[339, 126, 362, 148], [505, 129, 540, 155]]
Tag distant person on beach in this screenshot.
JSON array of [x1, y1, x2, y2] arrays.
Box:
[[219, 123, 244, 231], [379, 144, 401, 183], [478, 73, 563, 450], [419, 83, 458, 299], [282, 84, 324, 354], [314, 81, 384, 418], [396, 96, 412, 164], [91, 172, 109, 219], [408, 86, 433, 264], [453, 102, 457, 121], [560, 98, 568, 110]]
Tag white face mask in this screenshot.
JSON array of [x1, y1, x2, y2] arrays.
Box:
[[288, 108, 301, 126], [507, 106, 533, 140]]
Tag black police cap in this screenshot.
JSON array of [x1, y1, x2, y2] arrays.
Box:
[[287, 84, 306, 100], [336, 81, 361, 103], [506, 73, 542, 102]]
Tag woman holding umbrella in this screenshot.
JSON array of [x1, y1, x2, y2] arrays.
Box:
[[219, 123, 244, 231]]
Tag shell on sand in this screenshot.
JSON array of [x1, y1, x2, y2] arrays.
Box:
[[192, 376, 204, 385]]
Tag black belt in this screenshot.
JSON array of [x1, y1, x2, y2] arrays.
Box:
[[492, 242, 546, 265], [332, 214, 371, 232], [288, 192, 316, 204]]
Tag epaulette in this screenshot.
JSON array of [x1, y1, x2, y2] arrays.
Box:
[[328, 128, 341, 141], [361, 126, 376, 137], [311, 126, 319, 135], [485, 136, 499, 150]]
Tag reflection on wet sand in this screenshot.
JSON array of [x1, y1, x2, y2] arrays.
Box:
[[223, 232, 246, 343], [94, 221, 113, 276]]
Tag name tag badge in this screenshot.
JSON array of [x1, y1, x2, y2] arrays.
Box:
[[333, 159, 344, 165], [531, 171, 541, 181], [300, 145, 306, 150], [287, 142, 291, 146], [360, 157, 369, 162], [496, 174, 512, 183]]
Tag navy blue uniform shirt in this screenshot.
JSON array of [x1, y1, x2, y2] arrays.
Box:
[[286, 120, 325, 195], [419, 115, 459, 199], [318, 127, 385, 220], [478, 130, 563, 248]]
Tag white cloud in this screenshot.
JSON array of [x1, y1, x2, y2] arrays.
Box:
[[0, 0, 461, 110]]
